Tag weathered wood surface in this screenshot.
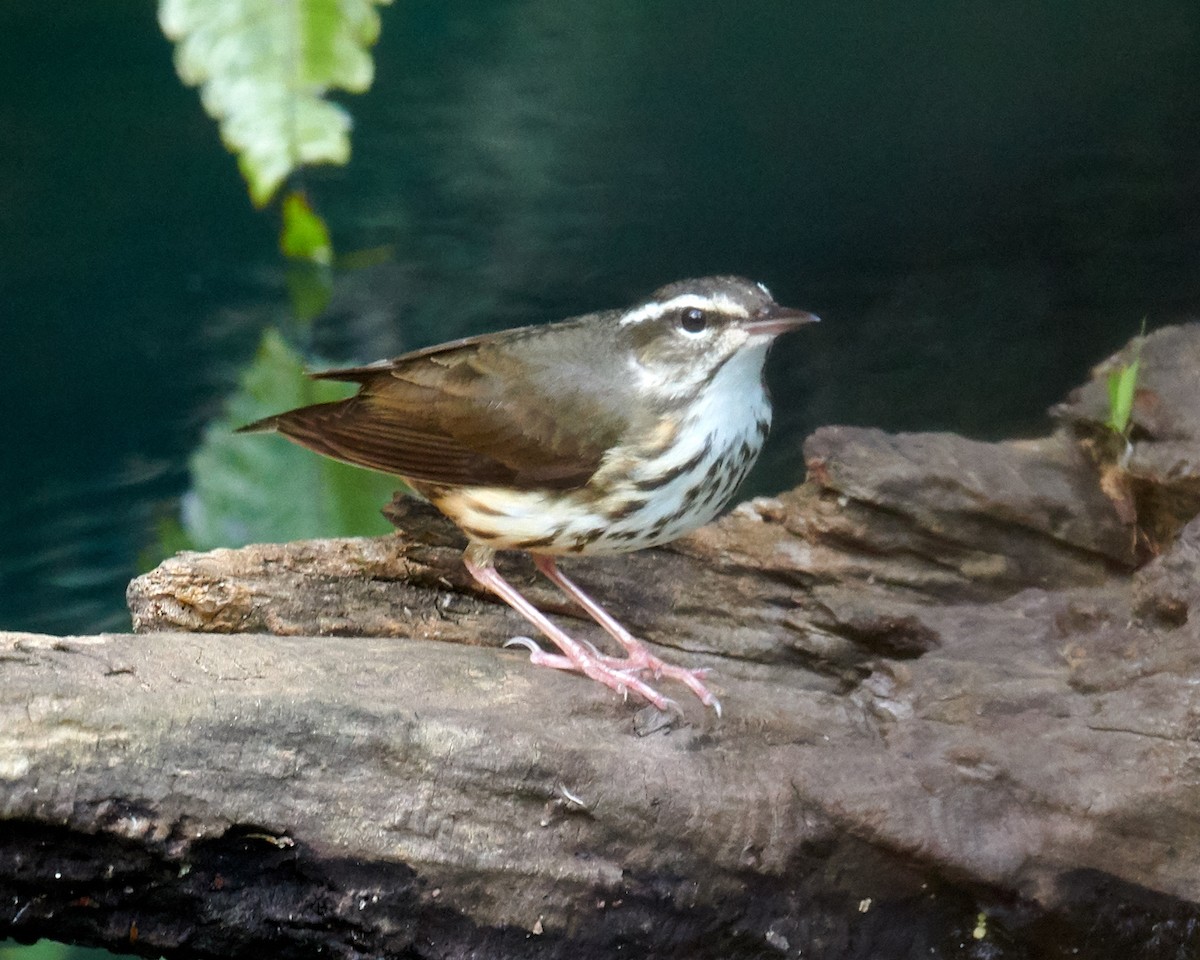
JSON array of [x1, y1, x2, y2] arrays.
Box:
[[3, 325, 1200, 959]]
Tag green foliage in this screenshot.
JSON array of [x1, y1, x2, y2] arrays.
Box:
[[280, 189, 335, 312], [281, 190, 333, 265], [154, 0, 404, 555], [159, 0, 392, 208], [0, 941, 141, 960], [184, 328, 402, 549], [1105, 320, 1147, 437], [1105, 357, 1140, 436], [0, 943, 68, 960]]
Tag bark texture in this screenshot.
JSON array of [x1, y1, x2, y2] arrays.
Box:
[[3, 325, 1200, 959]]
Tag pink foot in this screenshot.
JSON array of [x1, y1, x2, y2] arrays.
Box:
[[607, 648, 721, 717], [532, 556, 722, 716], [465, 544, 721, 716], [504, 637, 680, 714]]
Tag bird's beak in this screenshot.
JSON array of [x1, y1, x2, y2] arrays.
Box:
[[746, 304, 821, 337]]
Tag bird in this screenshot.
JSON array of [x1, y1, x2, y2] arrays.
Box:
[[239, 276, 818, 715]]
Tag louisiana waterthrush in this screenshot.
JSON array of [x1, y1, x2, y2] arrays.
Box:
[[240, 276, 818, 714]]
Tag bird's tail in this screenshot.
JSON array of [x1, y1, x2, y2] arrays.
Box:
[[236, 401, 367, 468]]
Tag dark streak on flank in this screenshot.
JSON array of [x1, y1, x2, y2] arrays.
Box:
[[462, 497, 507, 517], [459, 523, 496, 542], [512, 533, 560, 550], [632, 435, 714, 492], [649, 515, 673, 538], [650, 487, 701, 534], [568, 527, 606, 552], [605, 498, 648, 521]]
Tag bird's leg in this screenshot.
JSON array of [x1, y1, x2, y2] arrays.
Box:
[[532, 555, 722, 716], [463, 544, 678, 713]]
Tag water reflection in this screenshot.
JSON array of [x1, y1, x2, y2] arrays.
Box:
[[1, 0, 1198, 636]]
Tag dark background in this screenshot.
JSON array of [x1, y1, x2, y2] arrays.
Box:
[[2, 0, 1199, 636]]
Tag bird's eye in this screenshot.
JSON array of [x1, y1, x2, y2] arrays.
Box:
[[679, 308, 708, 334]]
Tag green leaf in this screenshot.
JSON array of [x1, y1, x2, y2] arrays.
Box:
[[184, 328, 402, 549], [1104, 320, 1148, 437], [159, 0, 392, 207], [1105, 361, 1139, 435], [280, 190, 334, 264]]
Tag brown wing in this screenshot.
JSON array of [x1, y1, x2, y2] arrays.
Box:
[[239, 318, 632, 491]]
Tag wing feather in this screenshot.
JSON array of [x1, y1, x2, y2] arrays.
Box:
[[240, 317, 632, 490]]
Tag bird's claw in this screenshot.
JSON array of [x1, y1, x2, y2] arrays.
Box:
[[504, 635, 543, 655], [506, 634, 606, 660]]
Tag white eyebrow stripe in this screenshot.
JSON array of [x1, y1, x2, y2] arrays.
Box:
[[618, 292, 748, 326], [756, 281, 773, 299]]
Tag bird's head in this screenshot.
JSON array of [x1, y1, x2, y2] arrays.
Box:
[[617, 276, 819, 401]]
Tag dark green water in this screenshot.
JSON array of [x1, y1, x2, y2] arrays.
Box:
[[3, 0, 1199, 638]]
